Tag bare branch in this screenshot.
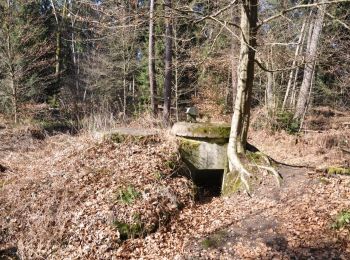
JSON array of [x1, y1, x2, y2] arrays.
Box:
[[259, 0, 350, 27], [325, 11, 350, 30]]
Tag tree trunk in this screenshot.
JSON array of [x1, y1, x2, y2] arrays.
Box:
[[231, 53, 238, 110], [294, 3, 326, 120], [229, 0, 257, 154], [290, 21, 308, 109], [174, 21, 179, 122], [282, 18, 307, 110], [52, 0, 67, 84], [10, 73, 17, 124], [163, 0, 173, 125], [266, 69, 275, 116], [230, 7, 240, 111], [148, 0, 157, 116], [223, 0, 258, 194], [5, 0, 17, 123]]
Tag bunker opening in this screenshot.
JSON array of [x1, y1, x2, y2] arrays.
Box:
[[172, 122, 231, 199], [183, 157, 224, 199]]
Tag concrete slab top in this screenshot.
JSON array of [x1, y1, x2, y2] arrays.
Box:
[[171, 122, 231, 139]]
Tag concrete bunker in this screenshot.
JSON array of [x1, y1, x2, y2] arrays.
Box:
[[172, 122, 230, 196]]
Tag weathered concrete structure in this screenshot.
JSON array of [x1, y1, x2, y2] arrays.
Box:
[[172, 122, 230, 193]]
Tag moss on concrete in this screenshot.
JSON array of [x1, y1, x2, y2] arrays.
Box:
[[222, 169, 241, 196], [179, 138, 201, 160], [190, 123, 230, 138], [179, 138, 201, 151]]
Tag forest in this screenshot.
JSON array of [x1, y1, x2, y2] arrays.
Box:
[[1, 0, 350, 259]]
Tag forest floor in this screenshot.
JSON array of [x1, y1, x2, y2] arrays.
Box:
[[1, 109, 350, 259]]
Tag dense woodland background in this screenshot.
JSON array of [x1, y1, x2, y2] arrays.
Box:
[[0, 0, 349, 130]]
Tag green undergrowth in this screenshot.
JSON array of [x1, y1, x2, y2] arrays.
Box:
[[113, 214, 145, 240], [327, 166, 350, 175], [117, 186, 141, 205], [332, 210, 350, 230], [36, 119, 76, 134], [245, 151, 265, 164], [273, 111, 300, 134], [201, 230, 228, 249]]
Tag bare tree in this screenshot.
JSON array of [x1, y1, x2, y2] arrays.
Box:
[[148, 0, 157, 116], [294, 2, 326, 120], [163, 0, 173, 125], [282, 17, 308, 111], [223, 0, 258, 193], [49, 0, 68, 84]]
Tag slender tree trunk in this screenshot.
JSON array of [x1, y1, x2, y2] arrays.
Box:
[[55, 30, 61, 79], [148, 0, 157, 116], [10, 73, 17, 124], [132, 76, 135, 103], [266, 69, 274, 115], [53, 0, 67, 83], [294, 3, 326, 120], [229, 0, 257, 154], [163, 0, 173, 125], [266, 47, 275, 115], [123, 73, 127, 117], [231, 51, 237, 110], [282, 18, 307, 110], [6, 0, 17, 123], [290, 21, 308, 109], [230, 7, 239, 110], [174, 23, 179, 122], [223, 0, 258, 194]]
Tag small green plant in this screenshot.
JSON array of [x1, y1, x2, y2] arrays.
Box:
[[47, 95, 59, 109], [165, 153, 179, 170], [332, 210, 350, 229], [165, 160, 176, 170], [154, 171, 164, 180], [117, 186, 141, 204], [113, 214, 144, 240], [274, 111, 300, 134], [201, 231, 228, 249]]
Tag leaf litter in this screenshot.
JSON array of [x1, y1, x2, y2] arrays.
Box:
[[0, 125, 350, 259]]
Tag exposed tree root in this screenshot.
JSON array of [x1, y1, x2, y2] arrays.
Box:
[[225, 144, 283, 195], [255, 165, 283, 186], [247, 142, 310, 168]]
